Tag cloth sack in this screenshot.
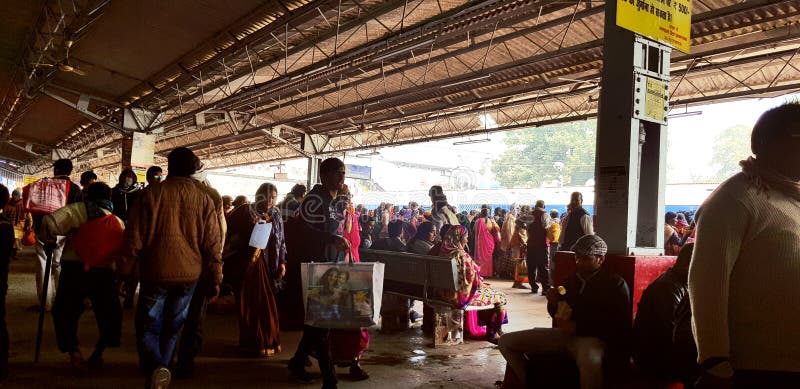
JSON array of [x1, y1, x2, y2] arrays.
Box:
[[72, 214, 124, 270], [23, 178, 70, 215]]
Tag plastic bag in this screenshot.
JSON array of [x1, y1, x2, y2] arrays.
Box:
[[248, 220, 272, 249], [301, 262, 385, 328], [22, 230, 36, 246]]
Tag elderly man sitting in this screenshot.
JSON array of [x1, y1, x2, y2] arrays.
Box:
[[498, 235, 631, 389]]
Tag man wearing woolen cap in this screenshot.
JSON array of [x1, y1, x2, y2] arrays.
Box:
[[498, 234, 631, 388]]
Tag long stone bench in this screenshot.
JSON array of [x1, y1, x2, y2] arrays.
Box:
[[359, 248, 493, 346]]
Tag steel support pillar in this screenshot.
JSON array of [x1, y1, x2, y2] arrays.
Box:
[[594, 1, 670, 255], [306, 156, 320, 190], [302, 134, 321, 189]]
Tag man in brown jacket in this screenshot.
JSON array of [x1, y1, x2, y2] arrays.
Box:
[[119, 147, 223, 389]]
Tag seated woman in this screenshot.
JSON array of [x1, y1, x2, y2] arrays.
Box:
[[437, 225, 508, 342]]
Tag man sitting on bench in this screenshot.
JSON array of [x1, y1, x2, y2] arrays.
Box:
[[370, 220, 406, 252], [498, 235, 631, 389]]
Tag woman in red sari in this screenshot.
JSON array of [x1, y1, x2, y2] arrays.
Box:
[[223, 183, 285, 357], [473, 208, 500, 277]]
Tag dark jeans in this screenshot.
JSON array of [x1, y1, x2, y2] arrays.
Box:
[[290, 325, 336, 385], [526, 246, 550, 291], [175, 285, 209, 371], [135, 282, 196, 375], [733, 370, 800, 389], [52, 261, 122, 354]]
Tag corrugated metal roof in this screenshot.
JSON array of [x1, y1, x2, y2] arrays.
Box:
[[2, 0, 800, 173]]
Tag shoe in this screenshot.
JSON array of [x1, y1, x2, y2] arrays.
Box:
[[288, 361, 313, 384], [487, 334, 501, 345], [349, 364, 369, 381], [87, 351, 104, 370], [150, 367, 171, 389]]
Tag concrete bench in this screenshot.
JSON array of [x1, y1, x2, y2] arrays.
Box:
[[359, 248, 494, 346]]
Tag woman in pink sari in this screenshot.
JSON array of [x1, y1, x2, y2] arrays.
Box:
[[339, 185, 361, 262], [473, 208, 500, 277]]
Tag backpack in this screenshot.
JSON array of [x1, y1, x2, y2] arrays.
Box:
[[23, 178, 71, 215], [72, 214, 124, 270]]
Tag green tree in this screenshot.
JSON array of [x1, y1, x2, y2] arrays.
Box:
[[492, 120, 596, 188], [708, 124, 752, 182]]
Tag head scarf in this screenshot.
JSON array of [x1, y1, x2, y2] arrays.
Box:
[[440, 225, 468, 255], [740, 156, 800, 201], [570, 234, 608, 256]]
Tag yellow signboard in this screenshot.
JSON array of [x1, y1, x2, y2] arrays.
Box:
[[617, 0, 692, 53], [23, 176, 39, 186], [644, 77, 667, 122], [132, 167, 148, 185]]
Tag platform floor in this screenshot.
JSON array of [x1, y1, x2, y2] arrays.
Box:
[[3, 249, 551, 388]]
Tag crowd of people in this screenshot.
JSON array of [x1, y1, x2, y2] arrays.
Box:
[[0, 103, 796, 389], [0, 151, 367, 389]]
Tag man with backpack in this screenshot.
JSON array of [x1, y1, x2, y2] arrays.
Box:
[[40, 182, 124, 370], [31, 159, 82, 311]]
